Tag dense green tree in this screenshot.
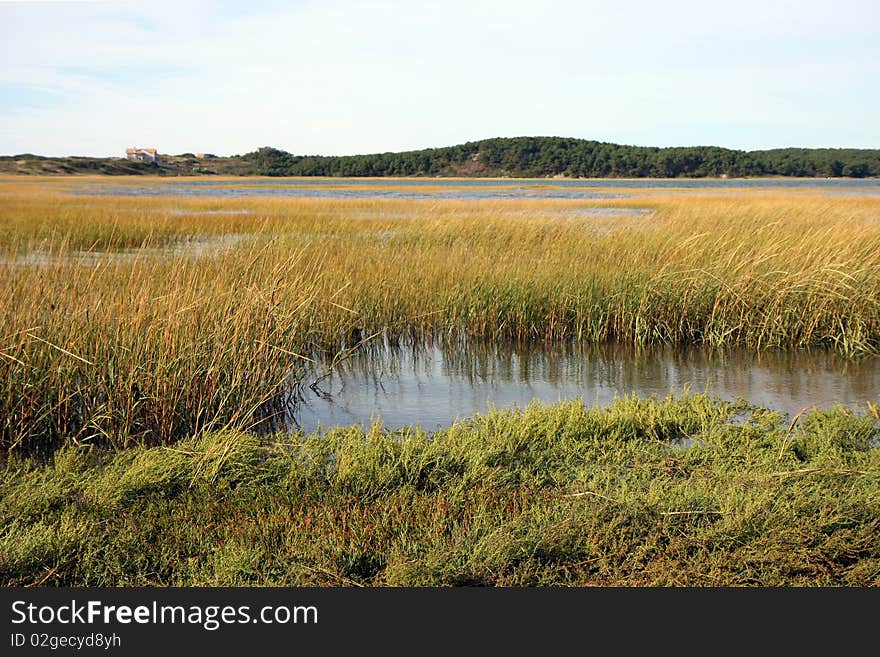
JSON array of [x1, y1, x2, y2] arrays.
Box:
[[4, 139, 879, 178]]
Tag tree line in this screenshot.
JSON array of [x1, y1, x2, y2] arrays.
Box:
[[235, 137, 880, 178], [3, 137, 878, 177]]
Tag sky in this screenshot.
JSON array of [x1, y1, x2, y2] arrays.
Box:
[[1, 0, 878, 157]]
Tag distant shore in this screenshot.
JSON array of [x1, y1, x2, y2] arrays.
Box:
[[3, 136, 879, 178]]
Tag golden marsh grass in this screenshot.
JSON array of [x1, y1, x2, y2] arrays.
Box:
[[1, 178, 879, 453]]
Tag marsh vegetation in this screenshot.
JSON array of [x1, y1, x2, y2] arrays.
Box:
[[3, 179, 879, 453], [2, 395, 878, 586], [1, 178, 878, 586]]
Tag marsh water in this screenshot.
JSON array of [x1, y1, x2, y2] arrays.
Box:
[[287, 341, 880, 433], [8, 177, 879, 432], [69, 177, 880, 200]]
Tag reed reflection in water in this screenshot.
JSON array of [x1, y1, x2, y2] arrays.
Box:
[[288, 341, 880, 433]]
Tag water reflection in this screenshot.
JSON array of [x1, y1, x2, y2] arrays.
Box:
[[73, 185, 622, 200], [290, 341, 880, 432], [69, 177, 880, 200]]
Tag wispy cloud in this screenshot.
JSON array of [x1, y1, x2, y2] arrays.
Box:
[[1, 0, 877, 156]]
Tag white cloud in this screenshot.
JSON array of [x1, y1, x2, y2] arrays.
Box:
[[1, 0, 877, 155]]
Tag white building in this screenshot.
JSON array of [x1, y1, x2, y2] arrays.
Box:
[[125, 147, 159, 163]]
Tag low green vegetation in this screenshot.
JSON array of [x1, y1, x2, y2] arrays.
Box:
[[0, 154, 170, 176], [3, 136, 879, 177], [2, 395, 878, 586]]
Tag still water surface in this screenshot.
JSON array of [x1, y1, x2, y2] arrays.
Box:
[[289, 341, 880, 433], [72, 177, 880, 200]]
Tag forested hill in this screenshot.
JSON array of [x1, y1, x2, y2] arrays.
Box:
[[238, 138, 880, 178], [3, 137, 879, 177]]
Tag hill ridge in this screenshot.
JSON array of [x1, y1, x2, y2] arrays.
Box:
[[2, 136, 879, 178]]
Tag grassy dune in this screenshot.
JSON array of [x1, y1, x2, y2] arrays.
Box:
[[1, 179, 880, 454], [2, 395, 878, 586]]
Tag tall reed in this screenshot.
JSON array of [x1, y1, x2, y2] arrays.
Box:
[[2, 180, 879, 453]]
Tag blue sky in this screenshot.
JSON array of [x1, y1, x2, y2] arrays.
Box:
[[1, 0, 877, 157]]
